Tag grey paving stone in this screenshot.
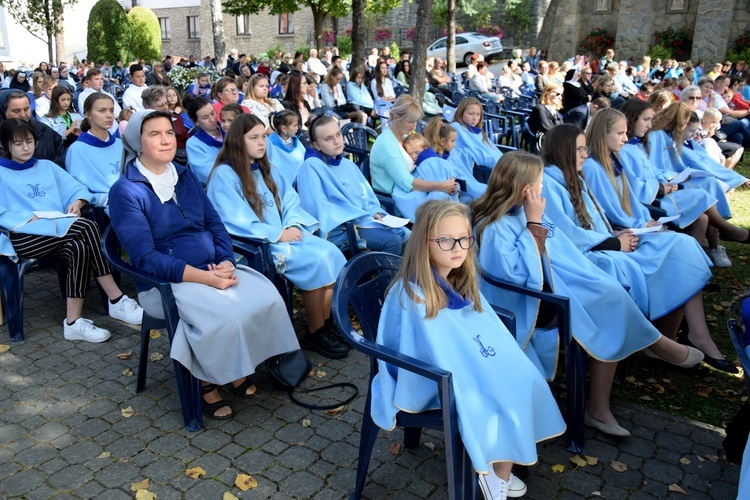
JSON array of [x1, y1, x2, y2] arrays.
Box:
[[48, 463, 94, 489], [60, 439, 103, 464], [599, 484, 629, 499], [0, 469, 46, 496], [15, 443, 58, 466], [233, 449, 276, 473], [277, 445, 320, 470], [279, 470, 325, 498], [190, 428, 232, 452], [147, 433, 188, 455], [96, 460, 141, 488], [559, 469, 602, 496], [234, 426, 274, 448], [0, 424, 26, 445], [140, 456, 185, 483], [641, 459, 683, 484], [275, 421, 315, 445]]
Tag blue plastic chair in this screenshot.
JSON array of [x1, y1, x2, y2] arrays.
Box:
[[332, 252, 517, 499], [341, 122, 379, 166], [479, 266, 586, 454], [727, 318, 750, 396], [442, 105, 456, 122], [359, 156, 397, 215], [101, 226, 203, 431]]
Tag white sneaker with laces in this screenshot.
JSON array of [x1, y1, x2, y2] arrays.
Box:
[[63, 318, 111, 343], [479, 470, 527, 500], [109, 295, 144, 325], [708, 245, 732, 268]]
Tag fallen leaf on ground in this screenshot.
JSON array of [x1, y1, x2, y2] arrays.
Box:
[[149, 330, 161, 339], [149, 352, 164, 362], [130, 479, 150, 491], [551, 464, 565, 473], [668, 483, 687, 494], [235, 473, 258, 491], [388, 442, 401, 455], [122, 368, 134, 377], [569, 455, 588, 467], [704, 454, 719, 462], [640, 395, 653, 401], [135, 490, 157, 500], [98, 451, 111, 458], [584, 455, 599, 466], [625, 376, 636, 384], [590, 492, 601, 497], [645, 377, 657, 384], [696, 455, 705, 462], [308, 369, 316, 377], [302, 419, 311, 427], [424, 442, 436, 451], [679, 457, 691, 465], [662, 378, 672, 384], [653, 384, 665, 394], [116, 351, 132, 360], [316, 370, 326, 378], [697, 386, 712, 397], [223, 493, 239, 500], [185, 466, 206, 479], [121, 406, 135, 418], [611, 460, 628, 472], [712, 303, 724, 311], [0, 344, 10, 353], [325, 405, 345, 416]]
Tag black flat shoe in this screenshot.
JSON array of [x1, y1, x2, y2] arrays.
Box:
[[301, 327, 349, 359], [201, 383, 233, 420], [702, 355, 739, 374], [229, 377, 257, 400]]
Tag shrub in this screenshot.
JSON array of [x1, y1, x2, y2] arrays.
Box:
[[127, 6, 161, 63], [336, 34, 352, 59], [87, 0, 131, 64], [728, 30, 750, 61], [322, 28, 335, 45], [374, 27, 393, 43], [653, 27, 692, 61], [390, 42, 400, 61], [295, 44, 311, 60], [578, 27, 614, 57], [727, 48, 750, 65], [266, 44, 283, 57], [477, 25, 503, 39], [168, 66, 221, 91], [648, 44, 672, 61], [406, 27, 416, 42]]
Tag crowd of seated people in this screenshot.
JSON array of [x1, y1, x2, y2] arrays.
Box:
[[4, 43, 750, 499]]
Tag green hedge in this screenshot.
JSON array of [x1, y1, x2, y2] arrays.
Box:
[[128, 6, 162, 63], [87, 0, 131, 63]]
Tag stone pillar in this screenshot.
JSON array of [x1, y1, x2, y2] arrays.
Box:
[[536, 0, 580, 61], [525, 0, 551, 48], [614, 0, 653, 61], [692, 0, 736, 63]]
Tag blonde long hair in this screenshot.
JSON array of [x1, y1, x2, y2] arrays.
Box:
[[389, 200, 482, 319], [471, 151, 544, 244], [585, 108, 632, 215]]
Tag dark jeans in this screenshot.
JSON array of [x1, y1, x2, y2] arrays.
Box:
[[722, 119, 750, 148]]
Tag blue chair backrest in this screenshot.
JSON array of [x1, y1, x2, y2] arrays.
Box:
[[442, 105, 456, 122], [341, 122, 379, 151]]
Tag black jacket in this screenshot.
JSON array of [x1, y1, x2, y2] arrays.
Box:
[[32, 118, 65, 168]]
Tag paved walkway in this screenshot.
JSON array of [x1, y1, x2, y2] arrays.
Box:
[[0, 268, 742, 499]]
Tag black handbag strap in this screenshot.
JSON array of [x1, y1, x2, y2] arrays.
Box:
[[286, 382, 358, 410]]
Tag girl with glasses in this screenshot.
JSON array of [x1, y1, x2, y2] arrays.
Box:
[[372, 199, 566, 500], [472, 151, 704, 439]]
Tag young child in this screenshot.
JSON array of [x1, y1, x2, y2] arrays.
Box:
[[219, 103, 245, 133], [297, 115, 409, 255], [392, 133, 459, 221], [700, 107, 744, 170], [472, 152, 703, 438], [266, 110, 306, 186], [188, 72, 211, 97], [206, 114, 349, 359], [424, 116, 487, 199], [451, 97, 502, 169], [117, 108, 132, 138], [371, 199, 566, 500]]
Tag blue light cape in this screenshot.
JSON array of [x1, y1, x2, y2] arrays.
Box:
[[186, 128, 224, 185], [392, 149, 457, 222], [620, 141, 718, 226], [0, 158, 95, 260], [443, 148, 487, 199], [543, 166, 712, 320], [450, 122, 502, 169], [477, 207, 662, 380], [65, 131, 123, 209], [267, 132, 306, 186], [370, 278, 566, 473], [207, 163, 345, 290]]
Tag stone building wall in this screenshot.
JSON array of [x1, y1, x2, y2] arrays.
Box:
[[155, 6, 202, 59]]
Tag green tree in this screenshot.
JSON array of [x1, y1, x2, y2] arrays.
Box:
[[87, 0, 131, 64], [410, 0, 433, 105], [127, 6, 161, 63], [1, 0, 78, 63]]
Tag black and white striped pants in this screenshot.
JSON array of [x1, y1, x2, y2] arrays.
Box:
[[10, 218, 112, 299]]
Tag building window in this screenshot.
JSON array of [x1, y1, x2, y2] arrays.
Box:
[[278, 13, 294, 35], [158, 18, 171, 40], [187, 16, 200, 40], [236, 15, 251, 36]]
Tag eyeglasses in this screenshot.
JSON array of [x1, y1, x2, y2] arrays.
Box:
[[687, 96, 701, 101], [577, 146, 590, 156], [584, 72, 593, 75], [222, 88, 239, 94], [551, 92, 562, 97], [430, 236, 475, 251]]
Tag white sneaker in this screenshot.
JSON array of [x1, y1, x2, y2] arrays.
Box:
[[109, 295, 143, 325], [479, 471, 527, 500], [63, 318, 111, 343], [708, 245, 732, 268]]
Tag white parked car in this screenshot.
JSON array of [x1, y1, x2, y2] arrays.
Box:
[[426, 33, 503, 66]]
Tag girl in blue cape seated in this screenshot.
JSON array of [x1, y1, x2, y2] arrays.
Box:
[[618, 99, 747, 268], [206, 114, 349, 359], [370, 94, 458, 199], [450, 97, 502, 170], [371, 199, 566, 500], [424, 116, 487, 200], [185, 96, 224, 185], [582, 109, 739, 374], [219, 103, 245, 134], [109, 110, 298, 420], [40, 86, 82, 149], [392, 132, 460, 221], [0, 119, 143, 343], [540, 124, 723, 366], [266, 110, 306, 186], [471, 151, 704, 438], [296, 114, 409, 255], [648, 102, 748, 194], [65, 93, 123, 211]]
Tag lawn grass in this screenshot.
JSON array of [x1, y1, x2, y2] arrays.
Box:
[[610, 163, 750, 429]]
